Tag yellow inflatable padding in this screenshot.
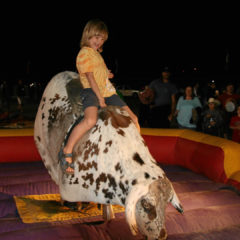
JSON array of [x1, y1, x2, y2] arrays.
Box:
[[1, 128, 240, 183], [0, 128, 34, 137]]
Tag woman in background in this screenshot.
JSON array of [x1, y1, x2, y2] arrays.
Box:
[[175, 85, 202, 130]]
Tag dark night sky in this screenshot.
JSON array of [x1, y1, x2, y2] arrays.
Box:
[[1, 3, 239, 87]]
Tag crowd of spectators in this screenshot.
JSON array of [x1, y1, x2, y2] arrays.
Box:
[[138, 69, 240, 143], [0, 76, 43, 122], [1, 69, 240, 144]]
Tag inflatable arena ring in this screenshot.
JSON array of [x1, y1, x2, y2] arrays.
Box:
[[0, 128, 240, 191]]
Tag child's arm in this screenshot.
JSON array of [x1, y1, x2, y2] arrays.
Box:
[[85, 72, 106, 108]]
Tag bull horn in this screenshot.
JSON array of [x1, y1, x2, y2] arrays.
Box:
[[169, 186, 184, 214], [125, 183, 149, 235]]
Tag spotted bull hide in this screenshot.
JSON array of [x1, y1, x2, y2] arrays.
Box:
[[34, 71, 183, 240]]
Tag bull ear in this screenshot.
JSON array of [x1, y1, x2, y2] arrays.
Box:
[[125, 183, 149, 235]]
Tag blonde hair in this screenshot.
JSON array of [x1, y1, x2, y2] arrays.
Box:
[[80, 19, 108, 52]]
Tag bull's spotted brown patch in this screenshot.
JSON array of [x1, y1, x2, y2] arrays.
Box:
[[73, 178, 79, 184], [117, 129, 125, 136], [93, 173, 121, 198], [82, 182, 89, 189], [49, 93, 61, 104], [105, 140, 112, 147], [107, 174, 117, 191], [48, 106, 61, 128], [133, 153, 145, 165], [61, 96, 68, 101], [103, 148, 108, 153], [95, 173, 107, 192], [82, 173, 94, 185], [99, 107, 131, 129], [121, 197, 126, 205], [115, 162, 123, 174], [102, 188, 114, 199], [145, 172, 150, 179], [119, 181, 128, 194], [82, 140, 100, 161], [142, 139, 147, 147], [103, 140, 113, 154], [109, 110, 131, 129], [132, 179, 137, 185], [78, 161, 98, 172], [92, 124, 100, 134]]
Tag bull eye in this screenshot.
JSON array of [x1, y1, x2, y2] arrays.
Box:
[[141, 199, 157, 220], [141, 199, 151, 210]]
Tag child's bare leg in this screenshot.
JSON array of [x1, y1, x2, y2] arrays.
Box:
[[63, 106, 98, 172], [122, 106, 140, 132]]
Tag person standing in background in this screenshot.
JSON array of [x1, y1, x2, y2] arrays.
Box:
[[175, 85, 202, 130], [230, 105, 240, 143], [218, 82, 240, 139], [202, 98, 224, 137], [148, 67, 177, 128]]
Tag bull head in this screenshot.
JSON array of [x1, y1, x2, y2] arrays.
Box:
[[125, 178, 183, 240]]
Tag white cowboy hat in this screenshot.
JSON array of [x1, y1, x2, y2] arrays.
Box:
[[208, 98, 220, 105]]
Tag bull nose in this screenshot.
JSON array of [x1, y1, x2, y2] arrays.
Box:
[[143, 231, 167, 240], [157, 228, 167, 240]]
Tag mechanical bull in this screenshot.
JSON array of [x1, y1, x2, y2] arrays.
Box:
[[34, 71, 183, 240]]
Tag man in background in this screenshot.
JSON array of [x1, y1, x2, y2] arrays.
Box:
[[148, 67, 178, 128]]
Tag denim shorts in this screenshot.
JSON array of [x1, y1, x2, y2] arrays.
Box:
[[81, 88, 126, 111]]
